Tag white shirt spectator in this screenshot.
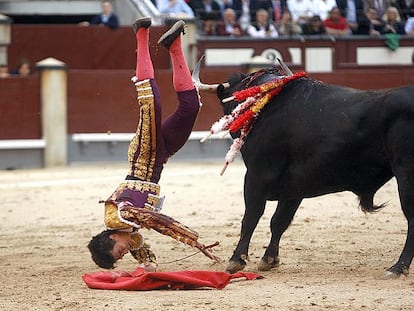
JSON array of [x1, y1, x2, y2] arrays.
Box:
[[287, 0, 314, 24], [247, 23, 279, 37], [345, 0, 358, 24], [238, 0, 252, 30], [405, 17, 414, 34], [312, 0, 337, 20], [247, 8, 279, 38], [157, 0, 195, 17]]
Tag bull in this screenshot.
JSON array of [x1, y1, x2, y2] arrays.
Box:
[[193, 58, 414, 279]]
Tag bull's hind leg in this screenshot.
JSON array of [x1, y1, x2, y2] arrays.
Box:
[[384, 170, 414, 279], [226, 175, 267, 274], [258, 199, 302, 271], [385, 121, 414, 278]]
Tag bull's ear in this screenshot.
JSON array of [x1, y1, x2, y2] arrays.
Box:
[[228, 72, 246, 85]]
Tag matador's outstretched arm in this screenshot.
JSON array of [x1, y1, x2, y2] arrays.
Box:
[[119, 206, 221, 263]]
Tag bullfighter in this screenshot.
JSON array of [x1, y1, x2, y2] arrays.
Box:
[[88, 17, 219, 270]]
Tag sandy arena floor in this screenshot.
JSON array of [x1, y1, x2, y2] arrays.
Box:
[[1, 160, 413, 310]]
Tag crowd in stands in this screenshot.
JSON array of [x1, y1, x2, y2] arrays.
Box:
[[151, 0, 414, 37], [0, 58, 32, 78]]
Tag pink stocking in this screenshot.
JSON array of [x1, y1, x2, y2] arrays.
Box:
[[169, 37, 194, 92], [136, 27, 154, 80]]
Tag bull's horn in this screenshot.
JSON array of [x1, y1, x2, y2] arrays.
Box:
[[277, 58, 293, 76], [192, 55, 229, 93]]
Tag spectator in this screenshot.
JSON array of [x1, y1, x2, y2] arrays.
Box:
[[80, 1, 119, 30], [302, 14, 327, 35], [271, 0, 288, 24], [276, 9, 303, 36], [393, 0, 414, 21], [232, 0, 276, 28], [231, 0, 253, 30], [189, 0, 223, 20], [404, 16, 414, 34], [92, 1, 119, 29], [201, 15, 218, 35], [323, 6, 352, 36], [363, 0, 391, 20], [355, 6, 385, 35], [250, 0, 275, 22], [157, 0, 195, 17], [247, 8, 279, 37], [11, 58, 32, 77], [221, 0, 234, 10], [287, 0, 314, 25], [216, 8, 245, 36], [381, 6, 406, 34], [312, 0, 337, 20], [189, 0, 222, 34], [0, 64, 10, 78], [336, 0, 365, 34]]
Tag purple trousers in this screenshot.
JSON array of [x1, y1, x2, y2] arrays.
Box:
[[127, 79, 200, 183], [104, 79, 200, 226]]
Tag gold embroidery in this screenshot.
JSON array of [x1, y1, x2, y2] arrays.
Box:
[[147, 194, 159, 206], [104, 201, 131, 230], [130, 231, 144, 249], [119, 207, 199, 247], [128, 80, 157, 180], [108, 180, 160, 201], [129, 243, 156, 264], [104, 180, 162, 229]]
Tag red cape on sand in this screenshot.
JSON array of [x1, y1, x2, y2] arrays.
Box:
[[82, 268, 262, 290]]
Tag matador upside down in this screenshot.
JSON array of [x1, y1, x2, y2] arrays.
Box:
[[88, 18, 220, 270]]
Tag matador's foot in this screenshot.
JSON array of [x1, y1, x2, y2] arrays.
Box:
[[133, 17, 152, 33], [157, 20, 185, 49]]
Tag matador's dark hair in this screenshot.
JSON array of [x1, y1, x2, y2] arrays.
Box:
[[88, 230, 117, 269]]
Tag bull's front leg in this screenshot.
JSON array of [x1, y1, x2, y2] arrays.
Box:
[[258, 198, 302, 271], [226, 174, 267, 273]]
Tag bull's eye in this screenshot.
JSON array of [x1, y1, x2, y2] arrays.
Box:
[[217, 84, 226, 95]]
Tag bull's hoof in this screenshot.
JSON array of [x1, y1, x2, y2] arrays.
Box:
[[226, 260, 246, 274], [382, 270, 400, 280], [257, 256, 280, 271], [382, 266, 408, 280], [382, 264, 409, 280]]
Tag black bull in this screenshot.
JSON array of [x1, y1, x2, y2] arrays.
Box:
[[208, 67, 414, 278]]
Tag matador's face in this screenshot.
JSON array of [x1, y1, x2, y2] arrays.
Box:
[[109, 231, 134, 260]]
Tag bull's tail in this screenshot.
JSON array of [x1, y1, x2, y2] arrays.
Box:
[[358, 194, 387, 213]]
